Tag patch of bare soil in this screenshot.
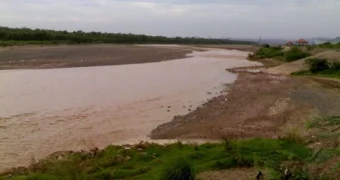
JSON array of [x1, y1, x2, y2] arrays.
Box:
[[0, 44, 192, 70], [151, 71, 340, 140]]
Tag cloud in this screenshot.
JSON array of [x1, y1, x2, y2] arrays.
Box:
[[1, 0, 339, 38]]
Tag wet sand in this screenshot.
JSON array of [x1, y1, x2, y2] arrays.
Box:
[[0, 45, 193, 70], [0, 47, 259, 171]]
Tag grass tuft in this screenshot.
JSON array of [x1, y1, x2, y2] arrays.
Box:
[[161, 156, 196, 180], [280, 127, 304, 144]]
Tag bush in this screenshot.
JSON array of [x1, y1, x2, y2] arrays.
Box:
[[252, 47, 284, 59], [284, 47, 310, 62], [247, 53, 255, 59], [263, 44, 270, 48], [330, 61, 340, 71], [306, 58, 329, 73], [161, 157, 196, 180]]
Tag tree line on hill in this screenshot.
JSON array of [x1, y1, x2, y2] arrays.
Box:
[[0, 26, 255, 46]]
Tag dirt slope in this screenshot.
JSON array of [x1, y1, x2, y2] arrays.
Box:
[[265, 50, 340, 75]]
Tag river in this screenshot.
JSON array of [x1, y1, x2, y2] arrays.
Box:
[[0, 48, 260, 171]]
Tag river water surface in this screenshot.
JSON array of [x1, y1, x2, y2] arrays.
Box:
[[0, 49, 260, 171]]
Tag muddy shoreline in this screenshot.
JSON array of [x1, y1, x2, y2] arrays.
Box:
[[151, 68, 340, 140]]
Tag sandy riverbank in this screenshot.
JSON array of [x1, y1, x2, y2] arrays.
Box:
[[151, 68, 340, 140]]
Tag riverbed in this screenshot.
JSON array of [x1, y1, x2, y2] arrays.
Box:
[[0, 48, 259, 171]]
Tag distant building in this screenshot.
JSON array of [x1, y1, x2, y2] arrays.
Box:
[[314, 40, 328, 45], [296, 39, 308, 46], [286, 41, 294, 46], [332, 37, 340, 44]]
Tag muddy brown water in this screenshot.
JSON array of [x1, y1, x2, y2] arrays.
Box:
[[0, 49, 260, 171]]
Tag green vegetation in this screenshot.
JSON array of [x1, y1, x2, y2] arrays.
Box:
[[248, 45, 284, 59], [292, 58, 340, 78], [161, 157, 195, 180], [306, 116, 340, 146], [2, 139, 313, 180], [284, 47, 310, 62], [248, 45, 310, 62], [316, 42, 340, 49], [305, 116, 340, 180], [2, 116, 340, 180], [0, 26, 255, 47], [306, 116, 340, 129]]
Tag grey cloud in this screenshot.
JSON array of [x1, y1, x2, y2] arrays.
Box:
[[1, 0, 339, 38]]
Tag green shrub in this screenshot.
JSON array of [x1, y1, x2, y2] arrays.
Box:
[[306, 58, 329, 73], [247, 53, 255, 59], [252, 47, 284, 59], [330, 61, 340, 70], [284, 47, 310, 62], [263, 44, 270, 48], [161, 157, 195, 180]]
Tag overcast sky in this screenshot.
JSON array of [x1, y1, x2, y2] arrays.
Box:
[[1, 0, 339, 39]]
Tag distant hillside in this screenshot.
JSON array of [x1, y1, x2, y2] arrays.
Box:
[[0, 26, 256, 46]]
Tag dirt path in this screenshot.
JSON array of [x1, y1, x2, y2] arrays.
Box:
[[151, 69, 340, 140]]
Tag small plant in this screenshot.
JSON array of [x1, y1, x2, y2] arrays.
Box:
[[161, 157, 195, 180], [223, 138, 235, 151], [247, 53, 255, 59], [280, 127, 304, 143]]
